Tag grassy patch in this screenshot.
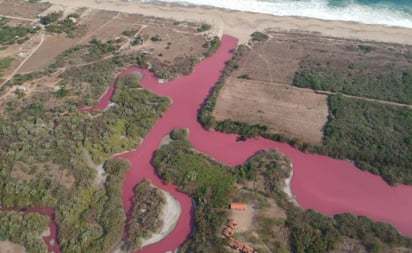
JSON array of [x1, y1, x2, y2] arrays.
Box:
[[251, 31, 269, 42], [0, 18, 39, 47], [0, 57, 13, 77], [41, 12, 86, 38], [153, 130, 235, 252], [197, 23, 211, 33]]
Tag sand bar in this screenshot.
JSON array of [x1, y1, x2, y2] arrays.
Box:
[[41, 0, 412, 45]]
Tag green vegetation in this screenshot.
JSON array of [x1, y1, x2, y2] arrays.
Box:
[[0, 211, 49, 253], [150, 35, 161, 42], [150, 55, 197, 80], [197, 23, 211, 33], [199, 42, 412, 185], [294, 57, 412, 104], [203, 36, 221, 57], [237, 73, 250, 79], [123, 180, 165, 251], [57, 158, 130, 252], [40, 12, 62, 25], [198, 46, 310, 150], [153, 133, 412, 253], [243, 150, 412, 253], [136, 52, 149, 68], [250, 31, 269, 42], [153, 130, 235, 252], [0, 18, 39, 47], [358, 44, 376, 54], [122, 28, 138, 38], [58, 54, 136, 106], [83, 38, 120, 62], [153, 130, 235, 207], [322, 95, 412, 185], [0, 57, 13, 77], [83, 72, 169, 163], [170, 128, 188, 140], [198, 46, 243, 129], [0, 70, 166, 251], [41, 12, 85, 38]]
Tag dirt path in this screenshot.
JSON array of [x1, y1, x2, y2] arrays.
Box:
[[315, 90, 412, 108], [81, 148, 106, 186], [77, 12, 121, 44], [0, 32, 45, 88], [0, 15, 36, 22]]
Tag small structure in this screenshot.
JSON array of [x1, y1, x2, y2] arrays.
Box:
[[227, 219, 237, 229], [223, 219, 257, 253], [16, 86, 28, 94], [230, 202, 247, 211]]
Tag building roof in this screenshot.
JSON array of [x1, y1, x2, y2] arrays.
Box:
[[230, 202, 248, 210]]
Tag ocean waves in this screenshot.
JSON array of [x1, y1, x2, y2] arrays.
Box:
[[140, 0, 412, 28]]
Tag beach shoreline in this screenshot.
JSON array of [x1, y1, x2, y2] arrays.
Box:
[[41, 0, 412, 45]]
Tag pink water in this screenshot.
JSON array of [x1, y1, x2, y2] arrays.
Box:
[[84, 34, 412, 252]]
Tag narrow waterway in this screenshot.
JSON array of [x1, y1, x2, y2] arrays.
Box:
[[83, 35, 412, 252]]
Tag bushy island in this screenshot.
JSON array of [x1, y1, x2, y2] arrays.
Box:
[[199, 33, 412, 186], [122, 179, 166, 251], [152, 129, 412, 253], [0, 64, 168, 251]]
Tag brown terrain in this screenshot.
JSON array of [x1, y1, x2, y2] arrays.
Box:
[[214, 78, 328, 144], [0, 0, 50, 19], [0, 240, 26, 253], [0, 1, 211, 116], [213, 31, 412, 144], [213, 32, 331, 144]]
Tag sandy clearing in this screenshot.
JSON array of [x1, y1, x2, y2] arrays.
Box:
[[230, 208, 255, 233], [0, 240, 26, 253], [0, 0, 50, 19], [213, 79, 328, 144], [41, 0, 412, 45], [141, 188, 181, 248]]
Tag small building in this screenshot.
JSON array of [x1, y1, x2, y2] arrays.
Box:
[[227, 219, 237, 229], [230, 202, 247, 211], [223, 227, 233, 238]]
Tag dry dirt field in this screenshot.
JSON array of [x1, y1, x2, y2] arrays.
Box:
[[213, 31, 412, 144], [0, 0, 50, 19], [214, 78, 328, 144], [18, 9, 208, 74], [0, 240, 26, 253]]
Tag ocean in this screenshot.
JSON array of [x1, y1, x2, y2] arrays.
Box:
[[140, 0, 412, 28]]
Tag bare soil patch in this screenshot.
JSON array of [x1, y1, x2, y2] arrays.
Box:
[[233, 34, 306, 84], [17, 33, 76, 73], [0, 240, 26, 253], [16, 10, 120, 73], [0, 0, 50, 19], [214, 78, 328, 144], [229, 208, 255, 233]]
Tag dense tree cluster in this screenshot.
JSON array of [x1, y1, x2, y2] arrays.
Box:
[[153, 130, 235, 252], [0, 211, 49, 253], [294, 54, 412, 104], [323, 95, 412, 185]]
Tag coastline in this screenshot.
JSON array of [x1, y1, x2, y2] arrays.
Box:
[[41, 0, 412, 45]]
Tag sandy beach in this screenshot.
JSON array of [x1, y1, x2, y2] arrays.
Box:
[[141, 188, 181, 248], [41, 0, 412, 45]]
